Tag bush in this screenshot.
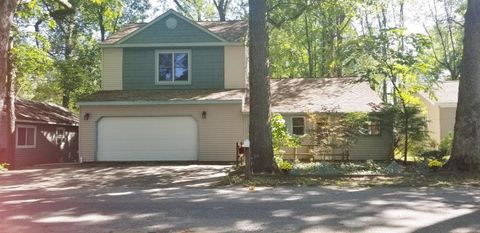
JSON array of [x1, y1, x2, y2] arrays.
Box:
[[277, 160, 293, 171], [385, 161, 403, 175], [428, 159, 444, 170], [439, 132, 453, 157], [271, 113, 300, 155], [0, 163, 9, 171]]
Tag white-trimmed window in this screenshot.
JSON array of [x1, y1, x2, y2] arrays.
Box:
[[56, 127, 65, 144], [366, 121, 381, 136], [16, 125, 36, 148], [291, 117, 306, 136], [155, 50, 191, 84]]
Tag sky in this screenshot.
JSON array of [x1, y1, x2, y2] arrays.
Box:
[[146, 0, 436, 35]]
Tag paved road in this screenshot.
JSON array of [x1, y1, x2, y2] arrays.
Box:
[[0, 164, 479, 233]]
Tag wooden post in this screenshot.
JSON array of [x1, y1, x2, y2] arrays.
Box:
[[244, 147, 251, 178], [235, 142, 239, 167]]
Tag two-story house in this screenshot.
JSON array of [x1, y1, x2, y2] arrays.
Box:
[[78, 10, 393, 162]]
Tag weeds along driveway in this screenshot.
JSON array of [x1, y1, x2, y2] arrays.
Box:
[[0, 164, 479, 233]]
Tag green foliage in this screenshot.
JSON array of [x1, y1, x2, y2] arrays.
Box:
[[308, 111, 371, 154], [11, 0, 150, 109], [385, 161, 403, 175], [268, 0, 361, 78], [428, 159, 444, 170], [277, 159, 293, 172], [380, 104, 430, 160], [439, 132, 454, 157], [271, 113, 300, 154], [0, 163, 9, 171], [290, 161, 392, 176]]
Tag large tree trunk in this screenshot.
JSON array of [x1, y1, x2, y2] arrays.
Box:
[[0, 0, 18, 167], [5, 39, 16, 168], [248, 0, 274, 173], [0, 0, 17, 108], [448, 0, 480, 173]]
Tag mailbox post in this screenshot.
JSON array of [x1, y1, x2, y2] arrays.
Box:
[[243, 139, 251, 178]]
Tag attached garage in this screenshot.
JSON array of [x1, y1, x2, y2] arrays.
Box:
[[97, 116, 198, 161]]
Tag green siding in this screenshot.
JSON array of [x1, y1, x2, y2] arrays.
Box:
[[121, 14, 221, 44], [123, 47, 224, 89]]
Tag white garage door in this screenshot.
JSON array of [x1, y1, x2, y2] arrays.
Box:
[[97, 117, 197, 161]]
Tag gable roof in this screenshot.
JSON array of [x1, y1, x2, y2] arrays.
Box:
[[244, 78, 381, 113], [14, 99, 78, 126], [419, 80, 458, 107], [101, 10, 247, 46]]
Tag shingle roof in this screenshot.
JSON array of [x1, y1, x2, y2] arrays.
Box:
[[244, 78, 381, 113], [419, 80, 458, 105], [79, 89, 245, 103], [14, 99, 78, 126], [197, 21, 248, 42], [102, 23, 146, 45], [101, 20, 248, 45]]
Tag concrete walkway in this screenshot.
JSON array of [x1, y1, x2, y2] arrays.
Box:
[[0, 164, 479, 233]]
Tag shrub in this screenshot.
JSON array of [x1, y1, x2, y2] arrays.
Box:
[[277, 160, 293, 171], [385, 161, 403, 175], [291, 162, 343, 176], [0, 163, 9, 171], [439, 132, 453, 157], [428, 159, 444, 170], [271, 113, 300, 155]]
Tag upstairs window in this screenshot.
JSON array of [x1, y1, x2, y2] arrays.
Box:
[[155, 50, 191, 84], [16, 125, 36, 148]]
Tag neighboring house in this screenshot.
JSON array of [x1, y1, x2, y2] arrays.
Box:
[[78, 9, 392, 162], [418, 80, 458, 144], [0, 99, 79, 168]]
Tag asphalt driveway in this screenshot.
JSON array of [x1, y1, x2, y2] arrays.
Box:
[[0, 164, 479, 233]]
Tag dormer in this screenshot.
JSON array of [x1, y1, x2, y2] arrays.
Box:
[[99, 10, 248, 91]]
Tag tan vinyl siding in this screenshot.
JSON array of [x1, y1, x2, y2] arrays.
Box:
[[349, 133, 393, 160], [224, 45, 247, 89], [439, 106, 456, 140], [418, 94, 442, 143], [79, 104, 244, 162], [102, 48, 123, 90], [242, 113, 392, 160]]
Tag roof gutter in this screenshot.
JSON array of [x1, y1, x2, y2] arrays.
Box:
[[16, 119, 79, 127], [77, 99, 243, 106]]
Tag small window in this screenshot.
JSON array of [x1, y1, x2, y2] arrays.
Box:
[[155, 50, 191, 84], [16, 125, 36, 148], [291, 117, 305, 135], [367, 121, 381, 136], [56, 127, 65, 144]]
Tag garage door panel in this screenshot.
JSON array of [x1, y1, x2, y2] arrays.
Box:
[[97, 117, 197, 161]]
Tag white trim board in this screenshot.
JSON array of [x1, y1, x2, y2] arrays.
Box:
[[77, 100, 243, 106]]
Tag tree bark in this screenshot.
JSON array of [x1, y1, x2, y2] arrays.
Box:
[[5, 39, 16, 168], [448, 0, 480, 173], [213, 0, 229, 21], [0, 0, 17, 108], [0, 0, 18, 167], [248, 0, 274, 173]]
